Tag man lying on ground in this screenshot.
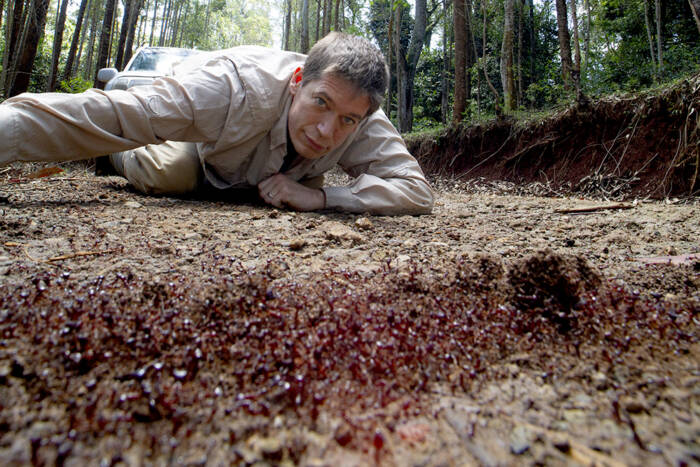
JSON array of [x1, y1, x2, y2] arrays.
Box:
[[0, 33, 433, 215]]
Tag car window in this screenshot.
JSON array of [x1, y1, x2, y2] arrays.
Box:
[[128, 49, 199, 73]]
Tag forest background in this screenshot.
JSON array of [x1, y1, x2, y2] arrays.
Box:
[[0, 0, 698, 134]]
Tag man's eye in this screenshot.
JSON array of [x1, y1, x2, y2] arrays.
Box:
[[315, 97, 326, 107], [343, 116, 357, 125]]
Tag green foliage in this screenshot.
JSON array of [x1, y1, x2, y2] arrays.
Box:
[[524, 81, 566, 108], [58, 76, 93, 94], [413, 48, 445, 126]]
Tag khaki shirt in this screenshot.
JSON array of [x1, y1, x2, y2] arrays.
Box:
[[0, 46, 434, 215]]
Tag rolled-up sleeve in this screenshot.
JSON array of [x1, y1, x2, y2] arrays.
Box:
[[0, 56, 237, 166], [322, 110, 434, 215]]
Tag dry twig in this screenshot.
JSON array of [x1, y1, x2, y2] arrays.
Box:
[[555, 203, 634, 214]]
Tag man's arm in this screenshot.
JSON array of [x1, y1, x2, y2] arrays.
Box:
[[0, 57, 236, 166], [322, 109, 434, 215]]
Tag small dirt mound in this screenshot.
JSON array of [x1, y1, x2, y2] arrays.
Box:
[[409, 72, 700, 199], [507, 250, 602, 332]]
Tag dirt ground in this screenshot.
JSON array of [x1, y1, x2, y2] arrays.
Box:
[[0, 160, 697, 466]]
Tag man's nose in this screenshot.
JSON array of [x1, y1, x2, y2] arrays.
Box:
[[317, 114, 336, 139]]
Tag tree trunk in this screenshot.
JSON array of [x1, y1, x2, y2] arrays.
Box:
[[115, 0, 133, 70], [322, 0, 331, 35], [137, 2, 147, 46], [569, 0, 581, 90], [62, 0, 89, 83], [48, 0, 70, 90], [169, 0, 181, 46], [159, 0, 170, 46], [124, 0, 143, 63], [385, 0, 393, 117], [108, 1, 119, 64], [283, 0, 291, 49], [394, 4, 403, 126], [583, 0, 590, 72], [453, 0, 467, 123], [334, 0, 340, 31], [9, 0, 50, 97], [467, 0, 480, 115], [315, 0, 321, 42], [6, 0, 25, 81], [94, 0, 118, 88], [441, 0, 450, 124], [481, 0, 500, 113], [0, 0, 17, 95], [643, 0, 657, 79], [517, 0, 524, 107], [396, 0, 428, 132], [83, 0, 99, 79], [150, 0, 159, 45], [176, 0, 187, 47], [655, 0, 663, 76], [0, 0, 5, 33], [554, 0, 573, 91], [301, 0, 309, 52], [528, 0, 535, 83], [690, 0, 700, 35], [501, 0, 516, 112]]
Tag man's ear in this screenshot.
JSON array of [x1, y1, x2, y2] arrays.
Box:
[[289, 66, 303, 95]]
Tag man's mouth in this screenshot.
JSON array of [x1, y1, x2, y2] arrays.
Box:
[[305, 133, 324, 152]]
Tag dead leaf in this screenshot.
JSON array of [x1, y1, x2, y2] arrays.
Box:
[[26, 167, 65, 179]]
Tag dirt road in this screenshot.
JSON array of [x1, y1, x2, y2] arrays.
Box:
[[0, 163, 698, 465]]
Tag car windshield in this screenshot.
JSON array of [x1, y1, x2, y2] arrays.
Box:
[[128, 48, 199, 73]]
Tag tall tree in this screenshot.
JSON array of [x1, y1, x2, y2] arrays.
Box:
[[95, 0, 118, 88], [83, 0, 100, 79], [554, 0, 573, 90], [481, 0, 500, 113], [283, 0, 291, 49], [115, 0, 135, 70], [453, 0, 467, 123], [570, 0, 581, 80], [395, 0, 431, 132], [643, 0, 657, 78], [8, 0, 50, 97], [149, 0, 159, 45], [655, 0, 662, 75], [501, 0, 516, 111], [441, 0, 450, 123], [48, 0, 70, 91], [322, 0, 331, 34], [3, 0, 26, 91], [691, 0, 700, 34], [62, 0, 90, 83], [0, 0, 18, 94], [124, 0, 143, 63], [0, 0, 5, 33], [301, 0, 310, 52]]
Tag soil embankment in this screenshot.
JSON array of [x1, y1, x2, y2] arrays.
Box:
[[409, 72, 700, 199]]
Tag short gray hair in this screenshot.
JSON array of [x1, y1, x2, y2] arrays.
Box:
[[303, 32, 389, 116]]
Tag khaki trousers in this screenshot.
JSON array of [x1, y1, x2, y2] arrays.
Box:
[[109, 141, 325, 195], [110, 141, 202, 195]]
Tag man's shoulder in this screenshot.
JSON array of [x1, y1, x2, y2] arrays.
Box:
[[218, 46, 307, 75]]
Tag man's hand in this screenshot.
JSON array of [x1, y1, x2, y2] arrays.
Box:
[[258, 173, 325, 211]]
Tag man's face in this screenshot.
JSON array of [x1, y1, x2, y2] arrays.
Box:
[[287, 70, 371, 160]]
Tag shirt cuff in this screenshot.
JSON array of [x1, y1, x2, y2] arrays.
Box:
[[322, 186, 357, 212]]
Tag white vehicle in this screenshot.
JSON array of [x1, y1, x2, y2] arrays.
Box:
[[97, 47, 202, 91]]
